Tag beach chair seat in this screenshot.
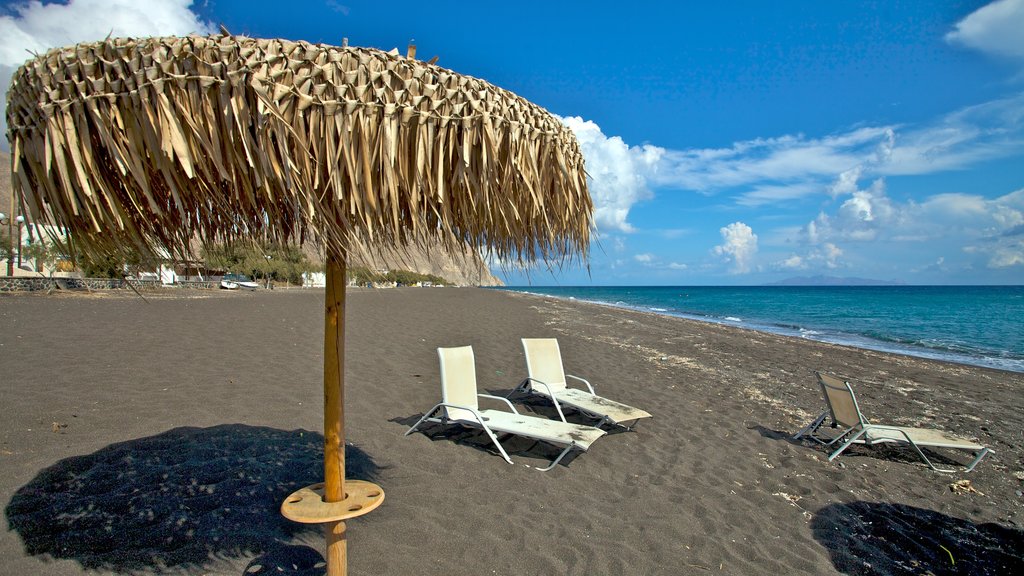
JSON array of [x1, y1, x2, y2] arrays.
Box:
[[406, 346, 606, 471], [794, 371, 992, 472], [509, 338, 652, 429]]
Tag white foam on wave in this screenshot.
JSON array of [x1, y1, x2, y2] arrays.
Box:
[[650, 307, 668, 312], [724, 316, 742, 322]]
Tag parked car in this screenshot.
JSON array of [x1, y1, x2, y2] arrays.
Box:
[[220, 273, 259, 290]]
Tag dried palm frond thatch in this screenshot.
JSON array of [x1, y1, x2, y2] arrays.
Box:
[[5, 34, 591, 265]]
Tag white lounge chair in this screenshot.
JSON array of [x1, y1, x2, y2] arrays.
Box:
[[406, 346, 606, 471], [794, 371, 992, 472], [508, 338, 652, 430]]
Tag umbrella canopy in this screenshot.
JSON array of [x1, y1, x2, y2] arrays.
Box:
[[6, 34, 590, 265], [6, 33, 591, 576]]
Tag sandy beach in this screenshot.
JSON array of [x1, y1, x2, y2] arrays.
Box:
[[1, 287, 1021, 575]]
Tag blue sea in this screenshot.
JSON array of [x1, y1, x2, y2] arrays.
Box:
[[498, 286, 1024, 373]]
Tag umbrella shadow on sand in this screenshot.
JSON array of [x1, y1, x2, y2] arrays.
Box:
[[5, 424, 380, 575], [811, 501, 1024, 576]]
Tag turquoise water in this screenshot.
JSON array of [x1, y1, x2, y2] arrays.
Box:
[[499, 286, 1024, 373]]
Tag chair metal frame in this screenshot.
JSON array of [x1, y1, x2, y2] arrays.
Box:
[[508, 338, 649, 430], [794, 372, 992, 473], [405, 398, 582, 472], [406, 346, 604, 472]]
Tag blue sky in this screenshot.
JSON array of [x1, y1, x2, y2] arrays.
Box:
[[1, 0, 1022, 285]]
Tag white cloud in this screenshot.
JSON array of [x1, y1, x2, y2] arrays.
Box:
[[1, 0, 215, 150], [816, 243, 843, 269], [809, 178, 897, 242], [803, 175, 1024, 269], [736, 182, 819, 207], [829, 167, 863, 197], [916, 188, 1024, 237], [992, 193, 1024, 229], [608, 235, 628, 253], [912, 256, 949, 274], [628, 250, 688, 272], [713, 222, 758, 274], [560, 116, 662, 233], [881, 93, 1024, 176], [838, 183, 895, 228], [557, 91, 1023, 241], [946, 0, 1024, 60], [651, 127, 888, 193], [616, 94, 1023, 213], [775, 242, 842, 272], [325, 1, 351, 15], [776, 254, 806, 270], [959, 188, 1024, 268], [634, 253, 655, 263], [987, 240, 1024, 267]]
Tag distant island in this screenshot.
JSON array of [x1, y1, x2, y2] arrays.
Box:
[[766, 275, 904, 286]]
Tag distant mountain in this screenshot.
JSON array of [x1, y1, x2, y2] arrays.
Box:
[[333, 239, 503, 286], [766, 275, 903, 286]]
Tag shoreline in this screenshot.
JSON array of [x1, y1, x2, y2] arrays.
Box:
[[501, 289, 1023, 384], [497, 286, 1024, 374]]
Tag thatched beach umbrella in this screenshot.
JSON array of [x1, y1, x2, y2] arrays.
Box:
[[6, 33, 591, 575]]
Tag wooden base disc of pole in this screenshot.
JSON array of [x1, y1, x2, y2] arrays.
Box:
[[281, 480, 384, 523]]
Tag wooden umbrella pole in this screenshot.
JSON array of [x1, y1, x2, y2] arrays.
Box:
[[5, 185, 14, 277], [324, 250, 347, 576], [280, 249, 381, 574]]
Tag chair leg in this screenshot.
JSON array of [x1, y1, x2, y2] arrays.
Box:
[[827, 429, 868, 462], [907, 444, 992, 473], [794, 412, 827, 441], [896, 438, 944, 471], [479, 426, 515, 465], [405, 406, 443, 436], [505, 380, 529, 400], [816, 424, 860, 448], [534, 443, 578, 472], [963, 448, 992, 472]]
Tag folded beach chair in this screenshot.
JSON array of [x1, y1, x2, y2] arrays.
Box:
[[406, 346, 606, 471], [507, 338, 652, 430], [794, 371, 992, 472]]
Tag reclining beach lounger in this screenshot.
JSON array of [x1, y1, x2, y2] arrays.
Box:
[[794, 371, 992, 472], [507, 338, 652, 430], [406, 346, 606, 471]]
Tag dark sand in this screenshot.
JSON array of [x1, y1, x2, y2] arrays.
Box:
[[1, 287, 1021, 575]]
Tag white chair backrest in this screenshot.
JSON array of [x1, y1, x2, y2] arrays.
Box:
[[816, 372, 864, 429], [438, 346, 480, 422], [522, 338, 568, 392]]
